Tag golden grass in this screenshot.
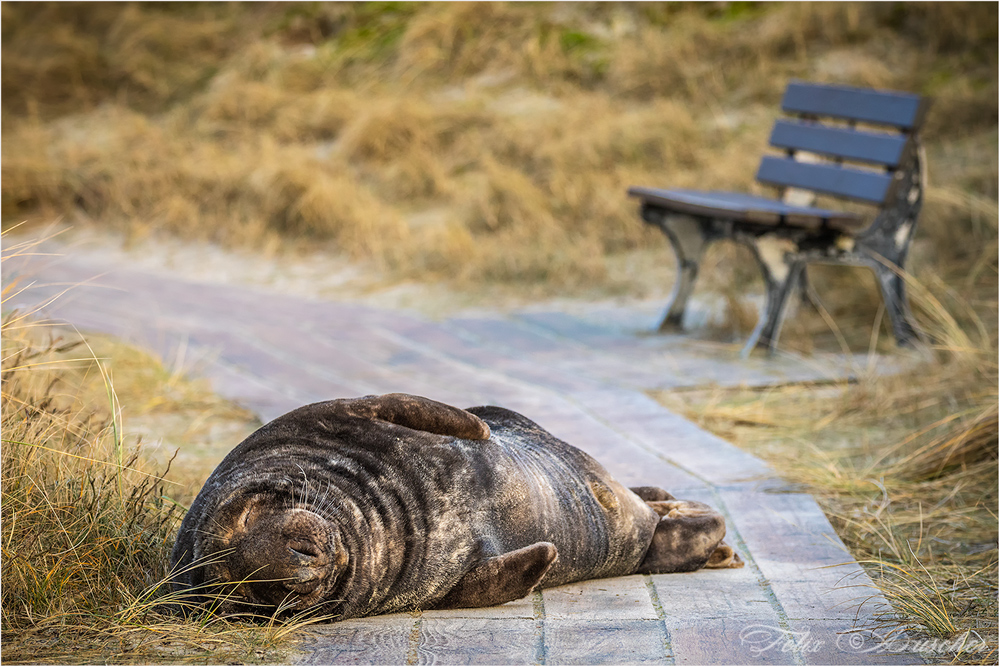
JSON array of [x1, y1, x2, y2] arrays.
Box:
[[2, 3, 995, 304]]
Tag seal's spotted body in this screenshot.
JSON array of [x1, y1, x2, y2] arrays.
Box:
[[170, 394, 741, 619]]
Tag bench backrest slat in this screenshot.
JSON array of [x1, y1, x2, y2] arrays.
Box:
[[769, 120, 911, 167], [757, 81, 928, 207], [781, 80, 928, 130], [756, 156, 895, 205]]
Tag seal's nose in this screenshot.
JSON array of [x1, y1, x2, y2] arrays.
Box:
[[281, 538, 326, 594]]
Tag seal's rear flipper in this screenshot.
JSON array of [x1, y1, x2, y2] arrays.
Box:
[[704, 541, 743, 568], [431, 542, 558, 609], [345, 393, 491, 440], [636, 500, 731, 574], [630, 486, 676, 502]]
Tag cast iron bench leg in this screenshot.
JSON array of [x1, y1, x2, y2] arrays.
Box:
[[874, 260, 919, 347], [799, 267, 823, 311], [856, 146, 924, 349], [743, 237, 804, 357], [655, 215, 709, 332]]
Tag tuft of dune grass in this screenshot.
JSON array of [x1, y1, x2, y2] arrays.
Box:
[[0, 310, 180, 658]]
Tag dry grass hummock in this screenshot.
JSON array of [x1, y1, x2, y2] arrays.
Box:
[[2, 2, 995, 307]]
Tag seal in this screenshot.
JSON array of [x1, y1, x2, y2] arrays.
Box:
[[169, 393, 742, 619]]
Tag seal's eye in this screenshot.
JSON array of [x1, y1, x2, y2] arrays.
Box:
[[239, 504, 259, 529], [288, 541, 320, 560]]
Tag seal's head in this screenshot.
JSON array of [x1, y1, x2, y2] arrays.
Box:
[[171, 392, 507, 619], [196, 492, 348, 612], [171, 394, 493, 616]]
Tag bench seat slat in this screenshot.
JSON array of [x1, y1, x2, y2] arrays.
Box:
[[782, 80, 928, 130], [627, 187, 866, 232], [769, 120, 910, 167], [756, 156, 895, 205]]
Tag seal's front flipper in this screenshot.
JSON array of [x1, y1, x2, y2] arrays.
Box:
[[344, 393, 491, 440], [636, 500, 731, 574], [431, 542, 558, 609]]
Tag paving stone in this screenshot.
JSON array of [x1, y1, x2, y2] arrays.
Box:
[[718, 490, 863, 580], [786, 619, 927, 665], [737, 538, 855, 579], [416, 618, 539, 665], [421, 596, 535, 620], [515, 308, 909, 392], [226, 319, 451, 401], [516, 304, 656, 340], [543, 575, 658, 621], [570, 388, 776, 484], [374, 327, 540, 402], [650, 567, 777, 620], [545, 619, 671, 665], [447, 316, 568, 355], [188, 328, 363, 402], [660, 485, 721, 506], [205, 363, 302, 423], [295, 614, 416, 664], [767, 573, 891, 622], [668, 617, 799, 665], [717, 489, 902, 626], [391, 318, 608, 394], [520, 408, 705, 490], [513, 310, 635, 347], [718, 489, 843, 537]]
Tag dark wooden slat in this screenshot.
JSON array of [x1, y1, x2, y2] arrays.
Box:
[[781, 80, 928, 130], [769, 120, 910, 167], [630, 188, 772, 224], [627, 186, 864, 231], [756, 156, 895, 205]]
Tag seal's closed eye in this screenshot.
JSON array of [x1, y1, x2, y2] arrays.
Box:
[[343, 393, 491, 441]]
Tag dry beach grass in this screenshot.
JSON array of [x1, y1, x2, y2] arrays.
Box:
[[1, 2, 996, 663], [3, 3, 996, 299]]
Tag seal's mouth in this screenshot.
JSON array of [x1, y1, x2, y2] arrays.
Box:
[[283, 580, 322, 595]]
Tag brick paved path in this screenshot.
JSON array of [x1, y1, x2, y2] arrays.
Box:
[[5, 243, 921, 664]]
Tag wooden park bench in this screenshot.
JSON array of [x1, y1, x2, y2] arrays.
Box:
[[628, 80, 931, 355]]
